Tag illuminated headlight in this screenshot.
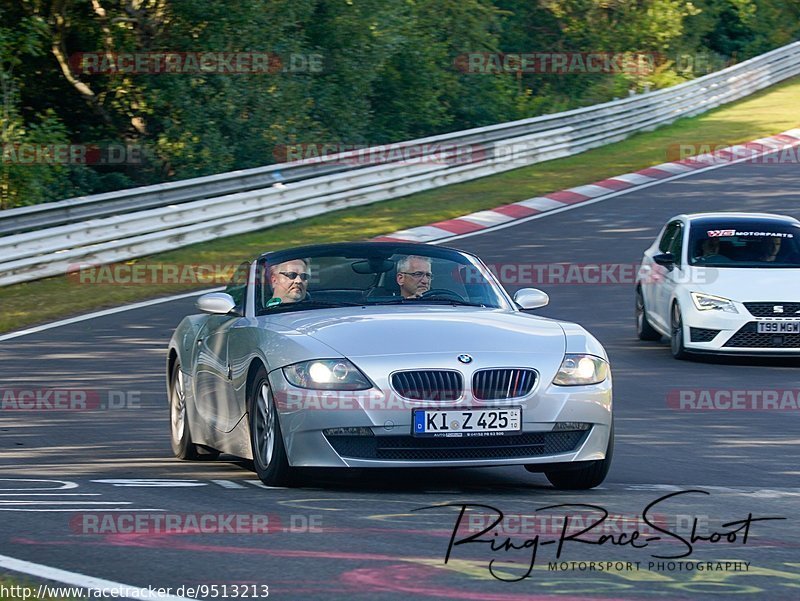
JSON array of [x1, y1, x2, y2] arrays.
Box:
[[553, 354, 609, 386], [690, 292, 738, 313], [283, 359, 371, 390]]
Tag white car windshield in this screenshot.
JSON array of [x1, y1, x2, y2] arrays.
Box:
[[254, 245, 510, 314], [688, 220, 800, 268]]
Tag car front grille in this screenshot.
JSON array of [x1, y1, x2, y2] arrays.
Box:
[[325, 429, 589, 461], [723, 322, 800, 348], [744, 302, 800, 317], [690, 327, 720, 342], [472, 368, 536, 400], [390, 370, 463, 401]]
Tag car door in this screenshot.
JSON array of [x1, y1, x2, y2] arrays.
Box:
[[643, 221, 679, 330], [192, 262, 249, 433]]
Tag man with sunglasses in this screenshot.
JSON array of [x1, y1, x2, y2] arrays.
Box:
[[268, 259, 310, 304], [396, 255, 433, 299]]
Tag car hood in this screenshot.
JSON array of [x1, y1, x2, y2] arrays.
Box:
[[689, 267, 800, 301], [265, 306, 566, 358]]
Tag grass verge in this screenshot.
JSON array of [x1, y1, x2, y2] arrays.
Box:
[[1, 76, 799, 335]]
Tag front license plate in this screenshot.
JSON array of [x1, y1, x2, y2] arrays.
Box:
[[757, 321, 800, 334], [412, 408, 521, 437]]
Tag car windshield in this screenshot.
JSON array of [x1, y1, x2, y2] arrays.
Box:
[[688, 220, 800, 268], [254, 245, 510, 314]]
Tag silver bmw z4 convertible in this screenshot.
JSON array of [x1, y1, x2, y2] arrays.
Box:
[[167, 242, 613, 489]]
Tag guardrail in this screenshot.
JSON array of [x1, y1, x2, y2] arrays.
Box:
[[1, 41, 799, 286]]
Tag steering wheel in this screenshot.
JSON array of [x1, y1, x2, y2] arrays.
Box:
[[419, 288, 467, 302]]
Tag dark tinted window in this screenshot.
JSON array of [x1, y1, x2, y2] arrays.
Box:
[[668, 223, 684, 265], [659, 221, 680, 253], [688, 220, 800, 267]]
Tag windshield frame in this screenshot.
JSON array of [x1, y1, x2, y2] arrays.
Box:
[[253, 242, 516, 315]]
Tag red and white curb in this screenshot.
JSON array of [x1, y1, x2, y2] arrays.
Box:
[[373, 128, 800, 244]]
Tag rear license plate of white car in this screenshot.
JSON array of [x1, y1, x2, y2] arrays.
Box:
[[757, 321, 800, 333], [412, 408, 521, 437]]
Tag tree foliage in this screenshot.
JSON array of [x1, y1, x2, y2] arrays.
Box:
[[0, 0, 797, 208]]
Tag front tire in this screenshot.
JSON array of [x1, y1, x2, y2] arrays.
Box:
[[170, 361, 219, 460], [670, 302, 689, 360], [248, 366, 293, 486], [544, 422, 614, 490], [636, 287, 661, 341]]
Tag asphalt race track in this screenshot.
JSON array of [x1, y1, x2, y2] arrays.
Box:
[[1, 158, 799, 600]]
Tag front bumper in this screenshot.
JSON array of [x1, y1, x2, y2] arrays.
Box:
[[680, 300, 800, 354], [268, 369, 612, 468]]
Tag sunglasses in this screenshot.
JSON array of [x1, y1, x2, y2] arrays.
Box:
[[279, 271, 310, 281], [400, 271, 434, 279]]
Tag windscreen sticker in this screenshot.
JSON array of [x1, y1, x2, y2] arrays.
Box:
[[706, 230, 793, 238]]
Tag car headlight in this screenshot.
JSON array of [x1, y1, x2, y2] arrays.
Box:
[[283, 359, 372, 390], [690, 292, 738, 313], [553, 354, 609, 386]]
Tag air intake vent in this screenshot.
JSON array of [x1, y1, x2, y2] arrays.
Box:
[[472, 368, 536, 400], [391, 370, 463, 401]]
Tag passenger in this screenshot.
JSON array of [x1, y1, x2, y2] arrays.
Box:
[[758, 237, 782, 262]]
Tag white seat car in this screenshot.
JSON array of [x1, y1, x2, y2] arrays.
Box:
[[636, 212, 800, 359]]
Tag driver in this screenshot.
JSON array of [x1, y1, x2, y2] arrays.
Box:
[[396, 255, 433, 299], [695, 238, 731, 263], [759, 236, 782, 262], [267, 259, 310, 305]]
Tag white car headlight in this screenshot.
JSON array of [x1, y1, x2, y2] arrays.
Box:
[[283, 359, 371, 390], [690, 292, 738, 313], [553, 354, 609, 386]]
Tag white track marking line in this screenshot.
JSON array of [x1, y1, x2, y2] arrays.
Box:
[[0, 287, 223, 342], [0, 478, 78, 490], [0, 508, 163, 512], [0, 493, 100, 496], [210, 479, 247, 489], [0, 501, 132, 505], [0, 553, 192, 600]]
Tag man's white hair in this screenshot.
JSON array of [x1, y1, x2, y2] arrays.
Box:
[[397, 255, 431, 273], [269, 257, 310, 278]]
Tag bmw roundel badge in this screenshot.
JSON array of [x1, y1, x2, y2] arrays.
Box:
[[457, 354, 473, 364]]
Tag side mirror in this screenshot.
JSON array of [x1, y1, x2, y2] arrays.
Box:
[[653, 253, 675, 269], [514, 288, 550, 310], [196, 292, 238, 315]]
